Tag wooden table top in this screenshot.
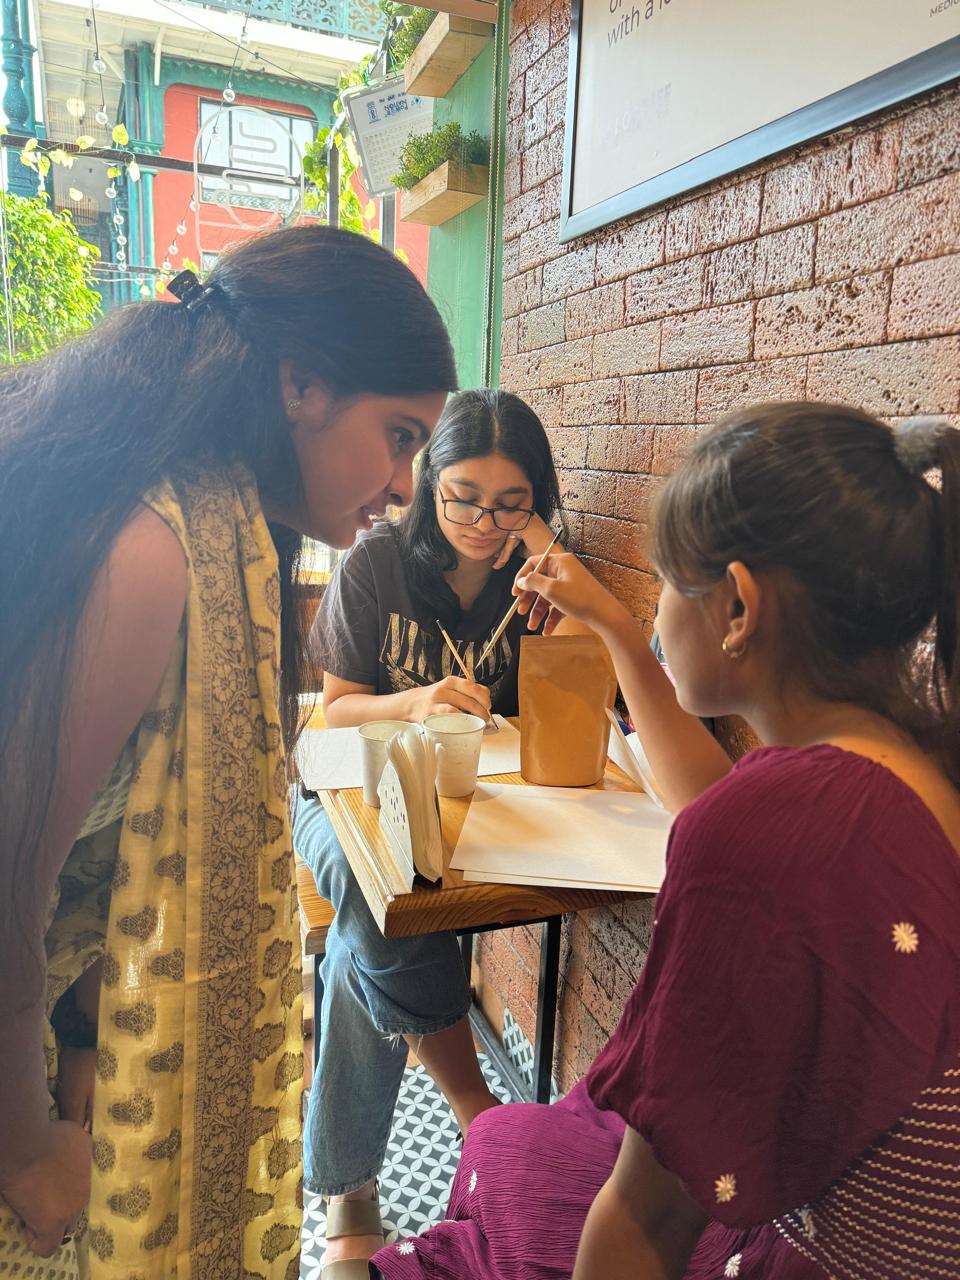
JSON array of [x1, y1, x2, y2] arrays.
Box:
[[316, 746, 648, 938]]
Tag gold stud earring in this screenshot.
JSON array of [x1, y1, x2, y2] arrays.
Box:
[[721, 637, 746, 659]]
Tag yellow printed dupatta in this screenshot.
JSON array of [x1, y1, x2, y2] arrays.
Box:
[[0, 467, 303, 1278]]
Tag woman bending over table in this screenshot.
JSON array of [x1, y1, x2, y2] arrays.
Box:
[[0, 225, 456, 1278], [369, 401, 960, 1280]]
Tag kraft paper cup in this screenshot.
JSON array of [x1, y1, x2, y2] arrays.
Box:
[[422, 713, 486, 798], [358, 720, 409, 807]]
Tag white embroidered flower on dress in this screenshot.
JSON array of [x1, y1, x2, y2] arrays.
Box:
[[799, 1207, 817, 1240], [891, 922, 919, 953], [714, 1173, 737, 1204], [469, 1169, 478, 1194], [724, 1254, 742, 1278], [397, 1241, 415, 1256]]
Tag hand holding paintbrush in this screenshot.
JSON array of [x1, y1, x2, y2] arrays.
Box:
[[474, 530, 561, 669]]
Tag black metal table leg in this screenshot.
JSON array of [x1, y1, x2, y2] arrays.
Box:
[[532, 916, 562, 1104]]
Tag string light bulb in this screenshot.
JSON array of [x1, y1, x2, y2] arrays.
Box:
[[222, 84, 236, 104], [168, 242, 178, 255], [95, 109, 109, 126], [176, 221, 187, 236], [116, 234, 127, 246], [105, 184, 117, 199], [65, 97, 86, 120], [189, 196, 199, 212], [92, 54, 107, 75]]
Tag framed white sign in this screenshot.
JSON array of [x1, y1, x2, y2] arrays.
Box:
[[561, 0, 960, 241], [342, 78, 435, 197]]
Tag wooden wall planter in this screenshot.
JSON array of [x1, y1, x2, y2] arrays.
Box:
[[399, 160, 488, 226], [404, 12, 494, 98]]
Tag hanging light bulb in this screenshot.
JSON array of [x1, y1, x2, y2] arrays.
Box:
[[65, 97, 86, 120], [176, 221, 187, 236], [168, 242, 178, 256], [222, 83, 236, 105], [113, 211, 124, 226], [139, 284, 151, 300], [95, 108, 109, 126], [117, 234, 127, 246], [135, 274, 144, 285], [161, 258, 171, 272], [239, 28, 249, 45], [105, 184, 117, 199], [188, 196, 199, 213], [92, 54, 107, 75]]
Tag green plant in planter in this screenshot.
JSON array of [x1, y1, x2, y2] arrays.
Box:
[[391, 122, 489, 190], [386, 6, 438, 67]]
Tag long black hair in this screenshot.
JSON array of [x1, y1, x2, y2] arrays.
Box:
[[0, 224, 456, 978], [398, 388, 565, 628], [654, 401, 960, 779]]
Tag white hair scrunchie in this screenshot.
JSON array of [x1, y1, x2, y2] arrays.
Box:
[[892, 415, 951, 476]]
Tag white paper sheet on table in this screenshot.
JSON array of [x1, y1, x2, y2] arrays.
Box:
[[450, 783, 672, 892], [295, 715, 522, 792]]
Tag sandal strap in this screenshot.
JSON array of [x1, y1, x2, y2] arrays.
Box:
[[322, 1260, 376, 1279], [325, 1198, 384, 1241]]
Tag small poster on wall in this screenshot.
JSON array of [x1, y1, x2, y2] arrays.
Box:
[[561, 0, 960, 241], [343, 78, 434, 197]]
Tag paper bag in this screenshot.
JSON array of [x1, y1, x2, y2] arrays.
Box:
[[519, 635, 616, 786]]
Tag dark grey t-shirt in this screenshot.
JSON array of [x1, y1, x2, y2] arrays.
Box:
[[311, 521, 532, 716]]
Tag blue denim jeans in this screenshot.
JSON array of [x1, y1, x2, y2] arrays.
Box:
[[292, 790, 471, 1195]]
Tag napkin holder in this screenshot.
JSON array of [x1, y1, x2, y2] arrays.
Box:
[[378, 725, 444, 886]]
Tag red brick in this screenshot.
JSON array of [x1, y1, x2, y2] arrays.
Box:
[[585, 425, 655, 473], [665, 178, 762, 260], [503, 191, 537, 241], [888, 253, 960, 341], [522, 126, 564, 192], [521, 385, 563, 428], [754, 272, 890, 359], [558, 469, 619, 517], [581, 513, 651, 573], [498, 350, 541, 391], [544, 426, 589, 468], [502, 264, 542, 318], [510, 20, 550, 78], [525, 42, 567, 108], [540, 336, 594, 386], [549, 0, 570, 45], [595, 213, 665, 284], [584, 556, 660, 623], [651, 424, 700, 476], [616, 472, 659, 522], [517, 220, 564, 272], [806, 336, 960, 416], [504, 153, 522, 203], [501, 314, 520, 358], [815, 172, 960, 282], [502, 235, 520, 280], [541, 243, 597, 303], [626, 257, 703, 324], [753, 223, 816, 297], [696, 357, 808, 422], [702, 240, 756, 307], [519, 300, 565, 351], [660, 301, 754, 369], [591, 319, 660, 378], [761, 122, 901, 231], [898, 86, 960, 188], [561, 377, 621, 425], [566, 280, 625, 339], [623, 369, 698, 423]]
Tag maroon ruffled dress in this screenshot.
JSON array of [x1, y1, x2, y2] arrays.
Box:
[[372, 745, 960, 1279]]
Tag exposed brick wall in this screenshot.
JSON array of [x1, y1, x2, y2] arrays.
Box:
[[484, 0, 960, 1096]]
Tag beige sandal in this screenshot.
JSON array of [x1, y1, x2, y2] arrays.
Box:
[[322, 1192, 385, 1279]]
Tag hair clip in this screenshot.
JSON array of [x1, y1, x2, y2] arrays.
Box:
[[167, 268, 218, 311]]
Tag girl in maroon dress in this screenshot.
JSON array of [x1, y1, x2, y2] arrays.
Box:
[[370, 402, 960, 1280]]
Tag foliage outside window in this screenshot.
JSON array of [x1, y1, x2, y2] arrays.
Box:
[[0, 194, 101, 363], [384, 6, 438, 66], [391, 121, 489, 190]]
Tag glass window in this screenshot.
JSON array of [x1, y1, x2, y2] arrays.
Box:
[[198, 101, 316, 212]]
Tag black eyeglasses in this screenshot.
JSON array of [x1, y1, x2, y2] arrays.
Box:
[[438, 487, 535, 532]]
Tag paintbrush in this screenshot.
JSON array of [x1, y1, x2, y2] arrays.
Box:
[[474, 530, 560, 671]]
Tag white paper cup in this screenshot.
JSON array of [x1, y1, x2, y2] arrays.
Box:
[[422, 713, 486, 798], [358, 720, 409, 807]]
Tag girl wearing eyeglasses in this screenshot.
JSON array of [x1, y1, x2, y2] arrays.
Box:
[[292, 388, 573, 1277]]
